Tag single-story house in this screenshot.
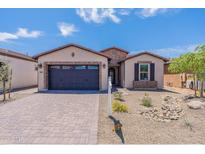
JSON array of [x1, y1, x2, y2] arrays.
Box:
[[33, 43, 168, 91], [0, 49, 37, 90]]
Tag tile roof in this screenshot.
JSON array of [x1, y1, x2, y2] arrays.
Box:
[[119, 51, 169, 62], [0, 48, 36, 62]]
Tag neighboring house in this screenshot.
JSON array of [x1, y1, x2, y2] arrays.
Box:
[[164, 62, 205, 89], [33, 43, 168, 91], [0, 49, 37, 90]]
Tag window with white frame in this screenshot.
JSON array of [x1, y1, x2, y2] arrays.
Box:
[[139, 63, 150, 81]]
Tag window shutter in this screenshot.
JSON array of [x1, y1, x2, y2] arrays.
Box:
[[134, 63, 139, 81], [150, 63, 155, 81]]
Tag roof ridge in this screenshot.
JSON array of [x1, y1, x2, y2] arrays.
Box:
[[119, 51, 169, 62], [33, 43, 110, 59], [0, 48, 31, 57], [0, 48, 36, 62], [100, 46, 129, 54]]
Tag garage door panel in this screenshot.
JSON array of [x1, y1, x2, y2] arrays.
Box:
[[48, 65, 99, 90]]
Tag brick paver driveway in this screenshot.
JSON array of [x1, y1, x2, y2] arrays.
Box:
[[0, 91, 100, 144]]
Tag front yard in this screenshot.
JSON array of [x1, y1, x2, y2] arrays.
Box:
[[98, 89, 205, 144], [0, 88, 37, 104], [1, 86, 205, 144]]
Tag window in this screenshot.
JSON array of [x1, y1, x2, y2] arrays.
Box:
[[75, 65, 86, 70], [139, 64, 149, 80], [87, 66, 98, 70], [62, 66, 74, 70], [50, 66, 61, 69]]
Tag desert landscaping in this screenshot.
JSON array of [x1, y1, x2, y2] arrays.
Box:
[[98, 88, 205, 144]]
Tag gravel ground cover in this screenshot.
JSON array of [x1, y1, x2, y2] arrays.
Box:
[[98, 89, 205, 144], [0, 88, 37, 104]]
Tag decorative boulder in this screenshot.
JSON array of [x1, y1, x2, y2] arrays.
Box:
[[187, 101, 204, 109]]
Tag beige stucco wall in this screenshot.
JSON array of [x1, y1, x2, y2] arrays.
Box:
[[123, 54, 165, 89], [37, 46, 108, 91], [0, 55, 37, 90]]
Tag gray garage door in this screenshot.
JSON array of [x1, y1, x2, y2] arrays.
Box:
[[48, 65, 99, 90]]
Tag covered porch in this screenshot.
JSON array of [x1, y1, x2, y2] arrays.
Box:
[[108, 64, 120, 86]]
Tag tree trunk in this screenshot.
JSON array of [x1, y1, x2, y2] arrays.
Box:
[[193, 74, 197, 97], [8, 69, 12, 99], [200, 80, 204, 98], [3, 80, 6, 102]]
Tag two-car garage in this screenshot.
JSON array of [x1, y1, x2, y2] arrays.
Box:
[[34, 44, 108, 91], [48, 65, 99, 90]]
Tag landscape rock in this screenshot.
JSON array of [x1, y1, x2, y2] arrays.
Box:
[[140, 95, 184, 122], [187, 100, 204, 109], [182, 94, 195, 102]]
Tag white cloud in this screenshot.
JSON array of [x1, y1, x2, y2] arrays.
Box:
[[0, 32, 18, 42], [138, 8, 169, 18], [118, 9, 132, 16], [58, 22, 78, 37], [76, 8, 180, 23], [153, 44, 199, 58], [16, 28, 42, 38], [0, 28, 43, 42], [76, 8, 121, 24]]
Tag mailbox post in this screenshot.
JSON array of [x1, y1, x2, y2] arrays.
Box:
[[108, 76, 112, 116]]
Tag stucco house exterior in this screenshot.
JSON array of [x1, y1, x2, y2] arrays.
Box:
[[0, 49, 37, 90], [100, 47, 168, 89], [34, 43, 168, 91], [120, 52, 168, 89], [34, 44, 109, 91]]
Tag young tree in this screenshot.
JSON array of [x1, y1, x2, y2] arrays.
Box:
[[194, 45, 205, 97], [169, 52, 198, 96], [168, 45, 205, 97], [0, 61, 9, 101]]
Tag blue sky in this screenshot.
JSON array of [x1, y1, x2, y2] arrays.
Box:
[[0, 8, 204, 58]]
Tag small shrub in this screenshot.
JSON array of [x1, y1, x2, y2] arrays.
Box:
[[112, 100, 128, 113], [184, 118, 193, 131], [113, 91, 123, 100], [141, 93, 152, 107]]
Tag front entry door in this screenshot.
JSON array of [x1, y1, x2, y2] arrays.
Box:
[[109, 68, 115, 84]]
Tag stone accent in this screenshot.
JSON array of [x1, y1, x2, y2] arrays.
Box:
[[101, 48, 128, 66], [187, 100, 205, 109], [101, 48, 128, 86], [43, 61, 103, 90], [133, 81, 158, 89], [140, 95, 184, 122]]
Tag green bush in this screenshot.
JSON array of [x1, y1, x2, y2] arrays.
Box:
[[113, 91, 123, 100], [141, 93, 152, 107], [112, 100, 128, 113]]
